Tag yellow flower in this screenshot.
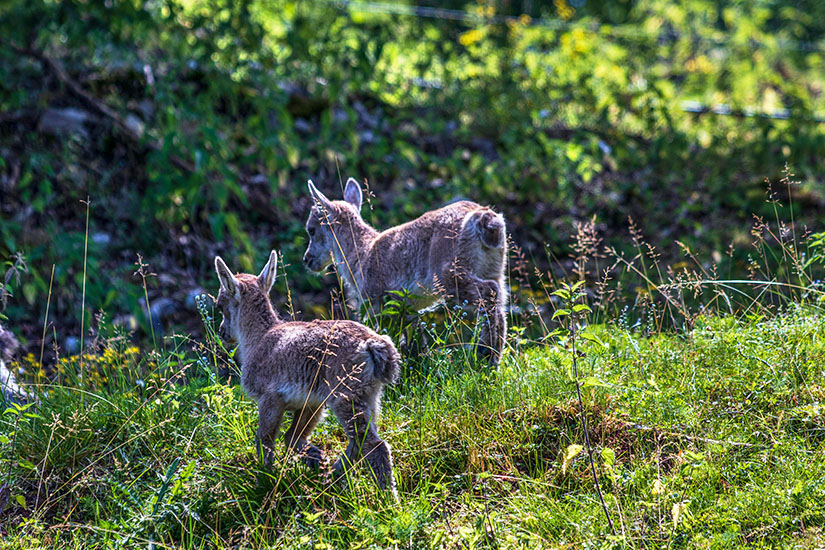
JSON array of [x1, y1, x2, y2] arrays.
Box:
[[554, 0, 575, 20], [561, 28, 591, 55], [459, 28, 485, 47], [685, 55, 713, 74]]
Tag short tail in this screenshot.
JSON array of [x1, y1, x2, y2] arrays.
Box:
[[465, 209, 506, 249], [365, 336, 401, 385]]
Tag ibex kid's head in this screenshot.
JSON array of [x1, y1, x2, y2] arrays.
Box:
[[303, 178, 363, 273], [214, 250, 278, 344]]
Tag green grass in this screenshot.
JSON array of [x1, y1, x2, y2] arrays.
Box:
[[2, 306, 824, 548]]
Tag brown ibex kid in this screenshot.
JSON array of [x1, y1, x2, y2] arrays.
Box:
[[303, 178, 508, 364], [214, 251, 400, 494]]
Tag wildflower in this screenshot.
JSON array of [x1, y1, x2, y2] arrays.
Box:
[[459, 28, 485, 47]]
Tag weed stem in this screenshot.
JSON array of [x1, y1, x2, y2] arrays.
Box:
[[570, 321, 616, 535]]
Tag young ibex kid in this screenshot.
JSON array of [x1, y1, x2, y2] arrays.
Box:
[[303, 178, 508, 364], [214, 251, 400, 494]]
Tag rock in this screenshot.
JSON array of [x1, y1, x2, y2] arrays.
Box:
[[112, 315, 139, 332], [38, 107, 93, 139], [140, 297, 177, 337], [91, 232, 111, 246], [127, 98, 155, 121], [359, 129, 377, 144], [64, 336, 81, 355], [247, 174, 268, 186], [0, 324, 31, 404], [151, 298, 177, 320], [333, 107, 349, 124], [123, 114, 145, 138], [353, 101, 380, 129], [294, 118, 313, 134], [137, 98, 155, 119]]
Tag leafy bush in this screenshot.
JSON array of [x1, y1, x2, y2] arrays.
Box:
[[0, 0, 823, 349]]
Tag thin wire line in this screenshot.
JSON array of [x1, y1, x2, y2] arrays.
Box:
[[325, 0, 825, 53]]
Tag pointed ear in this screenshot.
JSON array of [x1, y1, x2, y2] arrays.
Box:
[[307, 180, 332, 211], [214, 256, 240, 299], [343, 177, 363, 211], [257, 250, 278, 293]]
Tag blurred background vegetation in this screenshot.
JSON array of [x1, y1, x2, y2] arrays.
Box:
[[1, 0, 823, 353]]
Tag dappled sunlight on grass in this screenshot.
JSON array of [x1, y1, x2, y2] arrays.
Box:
[[1, 306, 823, 547]]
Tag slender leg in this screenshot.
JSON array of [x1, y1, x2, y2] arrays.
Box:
[[283, 405, 326, 468], [476, 284, 506, 365], [362, 437, 396, 498], [443, 272, 505, 365], [330, 399, 396, 494], [256, 393, 285, 466]]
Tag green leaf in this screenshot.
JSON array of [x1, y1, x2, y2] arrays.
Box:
[[22, 283, 36, 305], [18, 459, 37, 471], [581, 376, 609, 389], [580, 331, 607, 349], [572, 303, 591, 313], [0, 434, 10, 444], [601, 447, 616, 470], [651, 479, 665, 496], [15, 495, 26, 509], [153, 457, 181, 513], [562, 444, 583, 474], [551, 289, 571, 300], [542, 327, 567, 339], [304, 511, 324, 523], [552, 309, 571, 319]]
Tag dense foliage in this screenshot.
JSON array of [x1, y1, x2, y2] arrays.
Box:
[[1, 0, 824, 347]]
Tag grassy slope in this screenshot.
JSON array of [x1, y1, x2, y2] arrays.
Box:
[[1, 308, 824, 549]]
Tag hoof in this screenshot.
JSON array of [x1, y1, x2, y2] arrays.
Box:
[[301, 445, 323, 469]]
